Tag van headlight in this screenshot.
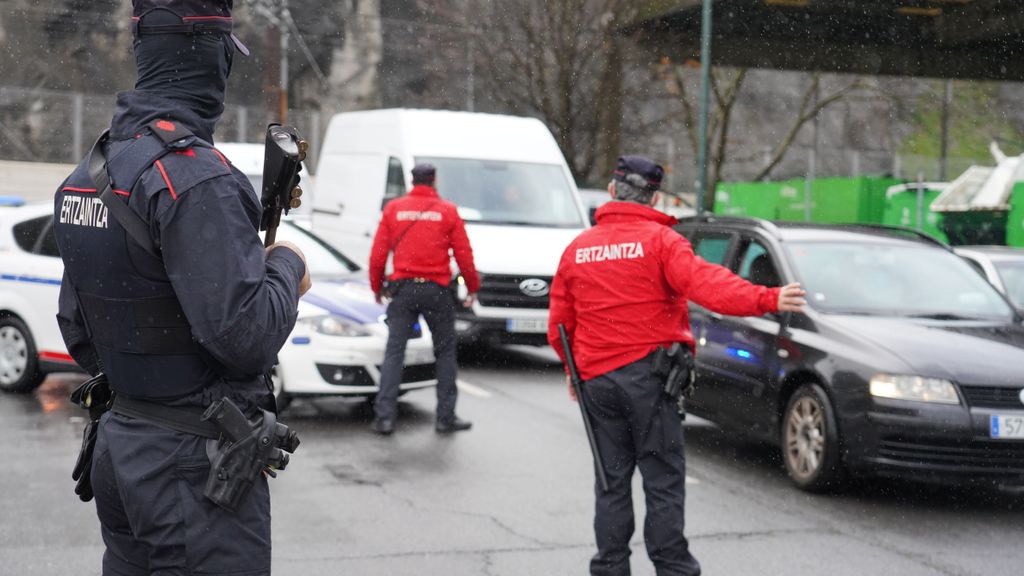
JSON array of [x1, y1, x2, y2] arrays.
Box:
[[300, 315, 372, 337], [869, 375, 960, 405]]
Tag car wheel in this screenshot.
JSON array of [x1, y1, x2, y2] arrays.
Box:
[[0, 314, 45, 393], [270, 367, 292, 412], [781, 383, 845, 491]]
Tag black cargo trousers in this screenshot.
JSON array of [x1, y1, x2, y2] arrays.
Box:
[[91, 412, 271, 576], [375, 280, 459, 425], [583, 355, 701, 576]]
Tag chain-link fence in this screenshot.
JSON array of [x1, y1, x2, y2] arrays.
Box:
[[0, 86, 324, 172]]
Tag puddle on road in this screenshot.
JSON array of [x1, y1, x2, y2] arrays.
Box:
[[34, 374, 84, 413], [325, 463, 384, 487]]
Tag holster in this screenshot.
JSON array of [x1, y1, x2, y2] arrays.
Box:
[[201, 398, 300, 512], [69, 373, 114, 502], [651, 343, 695, 418]]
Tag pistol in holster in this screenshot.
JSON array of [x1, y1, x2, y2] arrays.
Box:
[[201, 397, 301, 512], [651, 343, 696, 418], [70, 372, 114, 502]]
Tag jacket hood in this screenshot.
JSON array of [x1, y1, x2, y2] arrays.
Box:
[[110, 91, 218, 142]]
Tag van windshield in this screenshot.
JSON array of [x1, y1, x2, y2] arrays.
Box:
[[416, 157, 584, 227]]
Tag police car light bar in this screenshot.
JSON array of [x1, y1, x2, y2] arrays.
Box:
[[0, 196, 25, 207]]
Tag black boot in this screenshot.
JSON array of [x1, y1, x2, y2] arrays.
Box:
[[371, 418, 395, 435], [436, 417, 472, 433]]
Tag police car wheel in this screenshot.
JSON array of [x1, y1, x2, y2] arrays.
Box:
[[781, 384, 845, 492], [270, 367, 292, 412], [0, 315, 44, 394]]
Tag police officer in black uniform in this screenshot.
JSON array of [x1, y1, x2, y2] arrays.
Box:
[[54, 2, 310, 574]]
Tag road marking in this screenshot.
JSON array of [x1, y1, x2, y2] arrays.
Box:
[[686, 476, 700, 485], [456, 379, 492, 398]]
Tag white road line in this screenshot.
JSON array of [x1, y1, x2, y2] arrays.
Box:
[[686, 476, 700, 485], [456, 379, 493, 398]]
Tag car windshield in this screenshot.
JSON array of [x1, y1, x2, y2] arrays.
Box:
[[994, 259, 1024, 308], [277, 221, 360, 278], [415, 157, 583, 227], [786, 241, 1015, 319]]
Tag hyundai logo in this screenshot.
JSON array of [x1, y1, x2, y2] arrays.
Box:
[[519, 278, 550, 297]]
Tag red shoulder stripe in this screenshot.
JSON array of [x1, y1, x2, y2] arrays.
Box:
[[211, 148, 229, 167], [62, 186, 97, 193], [154, 159, 177, 200]]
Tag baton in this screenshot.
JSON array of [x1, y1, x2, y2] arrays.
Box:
[[558, 324, 610, 492]]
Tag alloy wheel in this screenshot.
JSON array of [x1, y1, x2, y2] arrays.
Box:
[[0, 325, 28, 387], [785, 396, 826, 481]]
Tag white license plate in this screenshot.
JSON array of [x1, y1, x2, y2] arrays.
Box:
[[991, 415, 1024, 439], [506, 318, 548, 334]]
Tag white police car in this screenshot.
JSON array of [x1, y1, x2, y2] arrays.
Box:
[[271, 220, 437, 409], [0, 198, 79, 392], [0, 199, 437, 405]]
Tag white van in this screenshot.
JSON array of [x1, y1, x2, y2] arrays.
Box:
[[312, 109, 589, 345]]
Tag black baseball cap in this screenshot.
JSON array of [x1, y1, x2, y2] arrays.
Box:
[[412, 163, 437, 185], [132, 0, 249, 56], [613, 155, 664, 193]]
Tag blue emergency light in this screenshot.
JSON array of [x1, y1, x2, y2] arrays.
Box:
[[0, 196, 25, 207]]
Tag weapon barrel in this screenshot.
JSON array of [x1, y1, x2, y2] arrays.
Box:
[[558, 324, 610, 492]]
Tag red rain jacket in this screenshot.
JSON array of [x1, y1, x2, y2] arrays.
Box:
[[547, 201, 781, 381], [369, 185, 480, 294]]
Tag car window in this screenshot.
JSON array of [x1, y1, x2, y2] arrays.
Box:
[[737, 239, 780, 288], [382, 157, 406, 209], [12, 215, 50, 253], [691, 233, 733, 265], [993, 260, 1024, 308], [787, 241, 1014, 319], [37, 221, 60, 257], [277, 221, 360, 276]]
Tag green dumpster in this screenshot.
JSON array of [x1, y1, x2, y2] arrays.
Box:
[[882, 185, 948, 243]]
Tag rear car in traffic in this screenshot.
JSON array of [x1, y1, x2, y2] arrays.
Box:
[[955, 245, 1024, 315]]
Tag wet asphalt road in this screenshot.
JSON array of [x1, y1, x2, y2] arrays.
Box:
[[2, 345, 1023, 576]]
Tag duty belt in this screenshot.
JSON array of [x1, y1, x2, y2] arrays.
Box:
[[112, 396, 221, 439]]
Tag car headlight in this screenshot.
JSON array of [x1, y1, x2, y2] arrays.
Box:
[[869, 374, 960, 405], [300, 315, 372, 337]]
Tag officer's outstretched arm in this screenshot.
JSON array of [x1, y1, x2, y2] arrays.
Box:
[[56, 272, 101, 375], [661, 231, 780, 317], [158, 176, 306, 378]]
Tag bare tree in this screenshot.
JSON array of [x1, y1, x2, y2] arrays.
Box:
[[659, 60, 872, 212], [418, 0, 642, 184]]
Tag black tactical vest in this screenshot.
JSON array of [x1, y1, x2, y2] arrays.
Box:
[[54, 121, 231, 399]]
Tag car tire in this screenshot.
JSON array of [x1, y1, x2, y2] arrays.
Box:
[[781, 383, 845, 492], [0, 314, 45, 393], [270, 367, 292, 412]]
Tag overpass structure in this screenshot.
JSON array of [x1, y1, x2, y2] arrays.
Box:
[[630, 0, 1024, 81]]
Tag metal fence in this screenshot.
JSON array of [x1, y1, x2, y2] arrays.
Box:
[[0, 86, 324, 172]]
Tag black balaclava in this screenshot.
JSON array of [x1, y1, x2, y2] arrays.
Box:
[[132, 9, 234, 142]]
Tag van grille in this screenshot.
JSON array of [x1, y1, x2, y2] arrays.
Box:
[[477, 274, 552, 309]]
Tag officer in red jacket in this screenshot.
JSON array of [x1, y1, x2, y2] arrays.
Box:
[[547, 156, 806, 576], [369, 163, 480, 434]]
